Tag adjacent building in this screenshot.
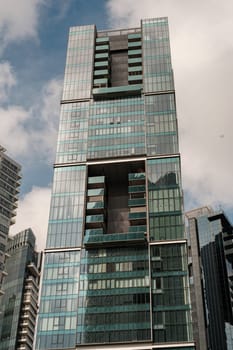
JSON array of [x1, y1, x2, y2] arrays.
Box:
[[0, 146, 21, 294], [186, 207, 233, 350], [36, 18, 194, 350], [0, 228, 42, 350]]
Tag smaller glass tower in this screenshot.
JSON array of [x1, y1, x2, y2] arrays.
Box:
[[0, 229, 42, 350], [187, 207, 233, 350]]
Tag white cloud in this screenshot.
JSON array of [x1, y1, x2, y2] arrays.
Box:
[[107, 0, 233, 212], [10, 186, 51, 251], [0, 0, 44, 50], [0, 63, 61, 252], [0, 105, 30, 156], [29, 78, 62, 162], [0, 77, 62, 162], [0, 62, 16, 102]]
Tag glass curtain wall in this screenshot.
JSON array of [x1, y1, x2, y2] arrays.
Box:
[[36, 17, 194, 350]]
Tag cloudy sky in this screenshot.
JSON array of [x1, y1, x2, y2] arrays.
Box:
[[2, 0, 233, 250]]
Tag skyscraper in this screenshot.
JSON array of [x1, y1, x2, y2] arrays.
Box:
[[36, 18, 194, 350], [186, 207, 233, 350], [0, 145, 21, 294], [0, 228, 42, 350]]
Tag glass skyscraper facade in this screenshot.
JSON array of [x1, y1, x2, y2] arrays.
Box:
[[187, 207, 233, 350], [0, 229, 42, 350], [36, 18, 194, 350]]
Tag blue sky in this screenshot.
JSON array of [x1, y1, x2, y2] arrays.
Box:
[[2, 0, 233, 249], [2, 1, 110, 194]]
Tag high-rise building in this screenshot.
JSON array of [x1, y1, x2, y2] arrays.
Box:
[[36, 18, 195, 350], [0, 146, 21, 294], [186, 207, 233, 350], [0, 228, 42, 350]]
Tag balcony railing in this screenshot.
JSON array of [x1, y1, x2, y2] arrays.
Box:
[[128, 198, 146, 207], [84, 231, 146, 247]]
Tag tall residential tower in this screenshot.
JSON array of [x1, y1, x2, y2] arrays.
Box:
[[0, 146, 21, 294], [36, 18, 194, 350]]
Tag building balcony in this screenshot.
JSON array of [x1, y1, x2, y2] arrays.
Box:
[[92, 84, 142, 99], [128, 75, 142, 85], [86, 214, 104, 222], [128, 33, 141, 41], [93, 78, 108, 88], [128, 66, 142, 74], [128, 57, 142, 66], [23, 294, 38, 307], [128, 173, 145, 180], [21, 313, 36, 324], [129, 211, 147, 225], [85, 214, 105, 229], [94, 60, 109, 69], [10, 209, 17, 217], [96, 37, 109, 44], [95, 44, 109, 52], [128, 49, 142, 58], [94, 69, 109, 78], [19, 329, 34, 342], [225, 247, 233, 259], [9, 217, 15, 225], [17, 336, 29, 343], [95, 52, 109, 60], [128, 41, 141, 49], [88, 176, 105, 188], [84, 231, 146, 248], [20, 320, 29, 328], [128, 198, 146, 207], [85, 228, 104, 236], [87, 188, 104, 197], [128, 225, 147, 233], [27, 263, 39, 277], [18, 329, 29, 336], [21, 303, 37, 313], [128, 74, 142, 80], [128, 185, 146, 193], [86, 201, 105, 215], [25, 276, 38, 288]]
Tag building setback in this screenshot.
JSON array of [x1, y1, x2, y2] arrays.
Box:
[[0, 228, 42, 350], [0, 146, 21, 294], [36, 18, 195, 350], [186, 207, 233, 350]]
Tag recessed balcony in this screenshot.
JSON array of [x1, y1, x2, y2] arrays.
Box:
[[85, 214, 105, 229], [128, 185, 146, 193], [84, 231, 146, 248], [129, 211, 147, 225], [86, 201, 105, 214], [128, 198, 146, 207], [93, 84, 142, 98]]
